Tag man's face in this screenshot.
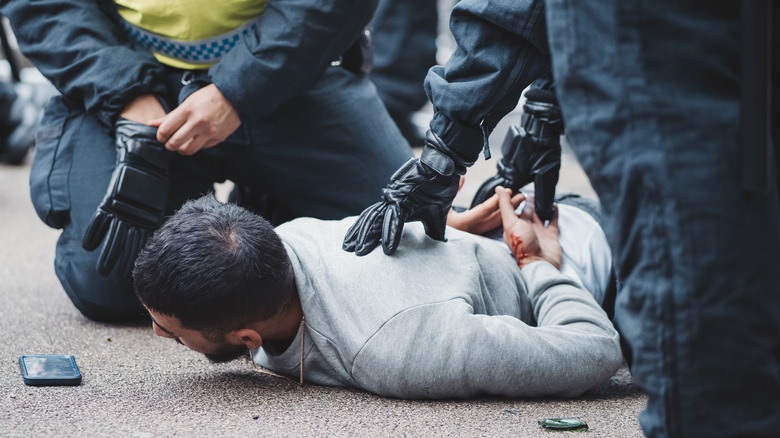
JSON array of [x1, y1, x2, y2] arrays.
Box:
[[146, 308, 247, 363]]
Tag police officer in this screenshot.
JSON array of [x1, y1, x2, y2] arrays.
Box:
[[0, 0, 413, 321], [546, 2, 780, 437], [345, 0, 780, 437]]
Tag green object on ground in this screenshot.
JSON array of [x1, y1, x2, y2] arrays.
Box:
[[539, 417, 589, 431]]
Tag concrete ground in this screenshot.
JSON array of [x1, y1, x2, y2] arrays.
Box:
[[0, 120, 647, 437]]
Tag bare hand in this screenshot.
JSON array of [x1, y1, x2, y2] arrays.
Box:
[[148, 84, 241, 156], [447, 190, 525, 235], [497, 186, 561, 269]]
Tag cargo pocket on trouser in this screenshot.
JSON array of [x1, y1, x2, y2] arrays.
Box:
[[30, 96, 75, 229]]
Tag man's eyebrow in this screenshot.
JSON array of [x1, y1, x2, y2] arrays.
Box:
[[150, 317, 176, 337]]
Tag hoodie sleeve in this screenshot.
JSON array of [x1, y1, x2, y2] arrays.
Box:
[[351, 261, 623, 399]]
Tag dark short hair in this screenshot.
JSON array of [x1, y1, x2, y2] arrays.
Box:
[[133, 195, 294, 334]]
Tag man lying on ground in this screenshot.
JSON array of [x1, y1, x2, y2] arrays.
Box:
[[132, 188, 622, 399]]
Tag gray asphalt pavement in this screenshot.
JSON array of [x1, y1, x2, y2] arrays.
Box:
[[0, 140, 646, 437]]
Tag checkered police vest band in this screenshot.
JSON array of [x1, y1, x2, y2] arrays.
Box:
[[118, 15, 262, 65]]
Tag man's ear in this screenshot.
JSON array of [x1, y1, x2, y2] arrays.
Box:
[[229, 328, 263, 350]]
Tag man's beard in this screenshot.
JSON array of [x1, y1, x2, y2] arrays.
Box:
[[203, 343, 248, 363]]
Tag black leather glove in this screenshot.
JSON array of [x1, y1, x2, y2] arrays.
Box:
[[82, 119, 171, 278], [470, 86, 563, 221], [343, 131, 475, 256]]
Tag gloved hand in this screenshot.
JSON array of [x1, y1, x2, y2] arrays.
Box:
[[470, 86, 563, 221], [343, 131, 474, 256], [82, 119, 171, 278]]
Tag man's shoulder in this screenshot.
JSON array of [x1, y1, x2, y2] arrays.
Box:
[[276, 216, 354, 234], [275, 216, 356, 250]]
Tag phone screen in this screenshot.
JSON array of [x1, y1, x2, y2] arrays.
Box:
[[19, 355, 82, 386]]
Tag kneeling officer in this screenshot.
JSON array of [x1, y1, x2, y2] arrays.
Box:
[[1, 0, 413, 321]]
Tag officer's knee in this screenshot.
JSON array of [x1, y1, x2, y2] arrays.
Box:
[[54, 251, 147, 322], [67, 293, 147, 322]]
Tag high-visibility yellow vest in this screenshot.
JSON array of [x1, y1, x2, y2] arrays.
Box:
[[114, 0, 267, 69]]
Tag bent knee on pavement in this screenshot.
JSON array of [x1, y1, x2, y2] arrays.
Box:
[[54, 246, 147, 322]]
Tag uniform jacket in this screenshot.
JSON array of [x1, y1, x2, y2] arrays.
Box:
[[0, 0, 379, 128], [424, 0, 550, 161]]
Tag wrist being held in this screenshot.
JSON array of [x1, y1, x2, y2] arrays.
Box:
[[496, 186, 562, 270], [120, 95, 167, 124], [507, 235, 548, 269], [446, 179, 525, 236]]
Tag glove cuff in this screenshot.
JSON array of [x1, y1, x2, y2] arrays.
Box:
[[423, 130, 475, 174], [115, 118, 161, 140], [522, 88, 563, 131], [115, 119, 170, 172]]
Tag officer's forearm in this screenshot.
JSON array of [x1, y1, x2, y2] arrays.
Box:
[[424, 0, 551, 158], [120, 95, 167, 124], [211, 0, 380, 120], [1, 0, 166, 127]]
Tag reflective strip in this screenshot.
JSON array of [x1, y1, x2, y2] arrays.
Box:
[[118, 15, 261, 65]]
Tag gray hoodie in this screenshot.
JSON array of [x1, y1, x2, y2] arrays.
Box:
[[254, 217, 622, 399]]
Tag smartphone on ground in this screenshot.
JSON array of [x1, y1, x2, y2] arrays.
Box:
[[19, 354, 82, 386]]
